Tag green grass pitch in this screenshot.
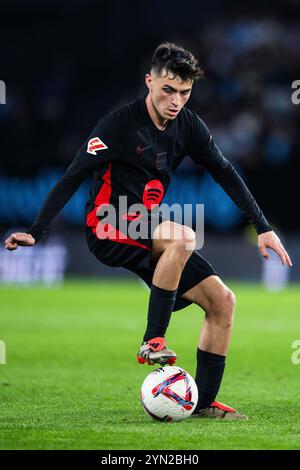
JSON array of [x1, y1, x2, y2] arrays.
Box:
[[0, 280, 300, 450]]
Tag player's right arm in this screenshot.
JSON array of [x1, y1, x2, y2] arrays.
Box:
[[5, 115, 122, 251], [5, 158, 91, 250]]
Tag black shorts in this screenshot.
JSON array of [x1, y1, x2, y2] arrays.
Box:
[[85, 218, 217, 311]]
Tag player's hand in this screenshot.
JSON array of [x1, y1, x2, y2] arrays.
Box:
[[258, 231, 292, 267], [4, 232, 36, 251]]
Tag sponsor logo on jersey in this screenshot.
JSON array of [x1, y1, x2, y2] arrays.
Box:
[[136, 145, 152, 154], [142, 180, 164, 209], [87, 137, 108, 155]]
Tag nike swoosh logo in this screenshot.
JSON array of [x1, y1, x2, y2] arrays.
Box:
[[136, 145, 152, 154]]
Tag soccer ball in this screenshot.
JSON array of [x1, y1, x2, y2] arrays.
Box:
[[140, 366, 198, 422]]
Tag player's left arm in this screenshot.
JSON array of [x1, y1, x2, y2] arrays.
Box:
[[188, 113, 292, 267]]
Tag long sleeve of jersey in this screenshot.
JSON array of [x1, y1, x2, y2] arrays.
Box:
[[29, 115, 122, 242], [188, 113, 272, 235]]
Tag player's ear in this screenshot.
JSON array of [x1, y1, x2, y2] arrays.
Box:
[[145, 73, 153, 91]]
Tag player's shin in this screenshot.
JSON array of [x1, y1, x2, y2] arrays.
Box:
[[143, 284, 177, 341], [137, 285, 177, 366], [193, 348, 226, 411]]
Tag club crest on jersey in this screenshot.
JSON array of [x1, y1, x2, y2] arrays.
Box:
[[87, 137, 108, 155], [155, 151, 169, 170]]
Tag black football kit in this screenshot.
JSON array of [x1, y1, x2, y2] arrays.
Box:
[[29, 96, 272, 310]]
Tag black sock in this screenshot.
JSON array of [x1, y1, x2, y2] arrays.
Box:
[[143, 285, 177, 342], [194, 348, 226, 410]]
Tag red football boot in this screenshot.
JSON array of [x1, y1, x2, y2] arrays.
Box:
[[193, 401, 248, 420], [137, 337, 177, 366]]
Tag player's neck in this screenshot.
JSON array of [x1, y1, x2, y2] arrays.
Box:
[[145, 95, 168, 131]]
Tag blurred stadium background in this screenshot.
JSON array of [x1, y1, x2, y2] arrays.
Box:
[[1, 0, 300, 451]]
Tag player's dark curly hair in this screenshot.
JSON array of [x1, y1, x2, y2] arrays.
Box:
[[151, 42, 204, 82]]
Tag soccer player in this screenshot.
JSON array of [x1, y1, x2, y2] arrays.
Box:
[[5, 43, 292, 420]]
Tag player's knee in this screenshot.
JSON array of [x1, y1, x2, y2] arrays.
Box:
[[221, 289, 236, 319], [208, 288, 236, 324], [172, 226, 196, 253], [183, 226, 196, 249], [224, 289, 236, 313]]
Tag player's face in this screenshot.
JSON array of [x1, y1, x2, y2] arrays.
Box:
[[145, 69, 193, 121]]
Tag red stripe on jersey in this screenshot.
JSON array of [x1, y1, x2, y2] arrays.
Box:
[[86, 164, 112, 228], [86, 164, 150, 251]]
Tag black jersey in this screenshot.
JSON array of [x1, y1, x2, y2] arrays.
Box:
[[29, 95, 272, 242]]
